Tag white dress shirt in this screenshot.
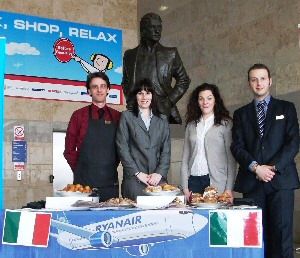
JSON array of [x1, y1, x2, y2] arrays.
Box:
[[139, 108, 153, 131], [190, 114, 214, 176]]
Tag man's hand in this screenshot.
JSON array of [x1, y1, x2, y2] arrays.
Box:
[[136, 172, 150, 186], [255, 165, 275, 182], [147, 173, 162, 186]]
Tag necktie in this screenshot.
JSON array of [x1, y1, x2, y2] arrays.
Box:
[[257, 100, 267, 137], [99, 108, 105, 119]]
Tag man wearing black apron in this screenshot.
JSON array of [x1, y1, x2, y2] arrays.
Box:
[[64, 72, 120, 202]]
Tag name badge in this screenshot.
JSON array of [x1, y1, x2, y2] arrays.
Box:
[[105, 120, 112, 124]]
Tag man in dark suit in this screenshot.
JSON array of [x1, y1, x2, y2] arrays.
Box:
[[122, 13, 190, 124], [231, 63, 300, 258]]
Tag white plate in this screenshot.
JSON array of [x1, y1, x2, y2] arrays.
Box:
[[143, 190, 181, 196], [68, 206, 92, 211], [191, 202, 226, 209], [90, 204, 135, 210], [134, 204, 165, 209], [41, 207, 91, 211], [90, 207, 121, 211], [55, 190, 92, 197], [118, 203, 135, 208]]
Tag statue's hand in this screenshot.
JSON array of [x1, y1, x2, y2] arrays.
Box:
[[158, 97, 172, 116]]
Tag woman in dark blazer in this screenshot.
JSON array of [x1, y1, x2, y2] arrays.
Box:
[[116, 78, 171, 201]]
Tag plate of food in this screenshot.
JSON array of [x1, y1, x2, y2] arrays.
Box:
[[144, 184, 181, 196], [191, 202, 226, 209], [100, 197, 136, 208], [55, 184, 93, 197], [189, 186, 231, 209], [143, 190, 181, 196], [55, 190, 92, 197]]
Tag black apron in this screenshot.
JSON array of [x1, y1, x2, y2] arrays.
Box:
[[74, 105, 118, 189]]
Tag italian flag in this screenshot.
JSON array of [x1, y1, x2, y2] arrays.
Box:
[[209, 210, 262, 248], [2, 210, 52, 247]]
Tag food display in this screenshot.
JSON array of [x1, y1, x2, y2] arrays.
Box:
[[145, 185, 163, 193], [190, 193, 204, 203], [61, 184, 93, 193], [190, 186, 231, 205], [203, 186, 218, 203], [105, 197, 135, 206], [218, 192, 231, 203], [145, 184, 180, 193], [55, 184, 93, 197], [172, 197, 184, 205], [144, 184, 181, 196]]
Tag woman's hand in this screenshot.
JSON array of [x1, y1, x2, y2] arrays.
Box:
[[136, 172, 150, 186], [147, 173, 162, 186], [223, 189, 234, 204], [183, 188, 191, 202]]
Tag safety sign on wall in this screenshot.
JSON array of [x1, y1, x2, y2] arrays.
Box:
[[14, 125, 25, 141]]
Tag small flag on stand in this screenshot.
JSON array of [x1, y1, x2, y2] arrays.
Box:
[[2, 210, 52, 247], [209, 210, 262, 248]]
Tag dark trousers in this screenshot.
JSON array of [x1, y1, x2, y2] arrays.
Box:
[[244, 183, 294, 258], [188, 175, 210, 194], [97, 185, 119, 202]]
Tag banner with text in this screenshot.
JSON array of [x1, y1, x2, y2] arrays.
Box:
[[0, 11, 123, 104]]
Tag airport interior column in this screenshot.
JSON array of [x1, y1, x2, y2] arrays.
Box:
[[0, 37, 6, 210]]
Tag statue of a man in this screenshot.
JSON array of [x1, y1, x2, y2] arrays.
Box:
[[122, 13, 191, 124]]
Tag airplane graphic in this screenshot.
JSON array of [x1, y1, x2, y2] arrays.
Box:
[[50, 209, 208, 256], [13, 63, 23, 68]]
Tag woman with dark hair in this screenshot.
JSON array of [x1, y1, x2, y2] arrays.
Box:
[[180, 83, 237, 203], [116, 78, 171, 201]]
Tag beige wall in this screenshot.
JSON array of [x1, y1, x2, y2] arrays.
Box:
[[138, 0, 300, 243], [2, 0, 300, 243]]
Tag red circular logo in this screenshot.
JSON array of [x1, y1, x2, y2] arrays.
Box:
[[53, 38, 75, 63]]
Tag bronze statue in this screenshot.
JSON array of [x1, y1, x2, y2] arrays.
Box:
[[122, 13, 191, 124]]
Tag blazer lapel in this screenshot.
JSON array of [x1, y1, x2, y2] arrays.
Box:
[[134, 114, 148, 134], [148, 115, 158, 137], [263, 97, 277, 138], [246, 101, 261, 139]]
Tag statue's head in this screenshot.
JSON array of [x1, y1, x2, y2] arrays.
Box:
[[140, 13, 162, 43]]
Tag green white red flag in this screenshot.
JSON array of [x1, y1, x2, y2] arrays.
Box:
[[2, 210, 52, 247], [210, 210, 262, 248]]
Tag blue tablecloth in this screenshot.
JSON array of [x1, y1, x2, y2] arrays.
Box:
[[0, 208, 264, 258]]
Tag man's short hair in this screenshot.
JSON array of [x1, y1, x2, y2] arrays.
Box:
[[86, 72, 110, 90], [247, 63, 271, 81]]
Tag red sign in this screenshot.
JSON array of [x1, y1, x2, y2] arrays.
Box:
[[14, 162, 25, 171], [14, 125, 25, 141], [53, 38, 75, 63]]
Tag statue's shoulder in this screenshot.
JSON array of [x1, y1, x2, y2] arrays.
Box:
[[156, 44, 178, 56], [156, 44, 178, 54], [124, 46, 139, 56]]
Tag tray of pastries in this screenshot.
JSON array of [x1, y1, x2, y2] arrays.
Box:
[[55, 184, 93, 197], [103, 197, 135, 207], [73, 197, 136, 210], [144, 184, 181, 196], [190, 186, 231, 208]]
